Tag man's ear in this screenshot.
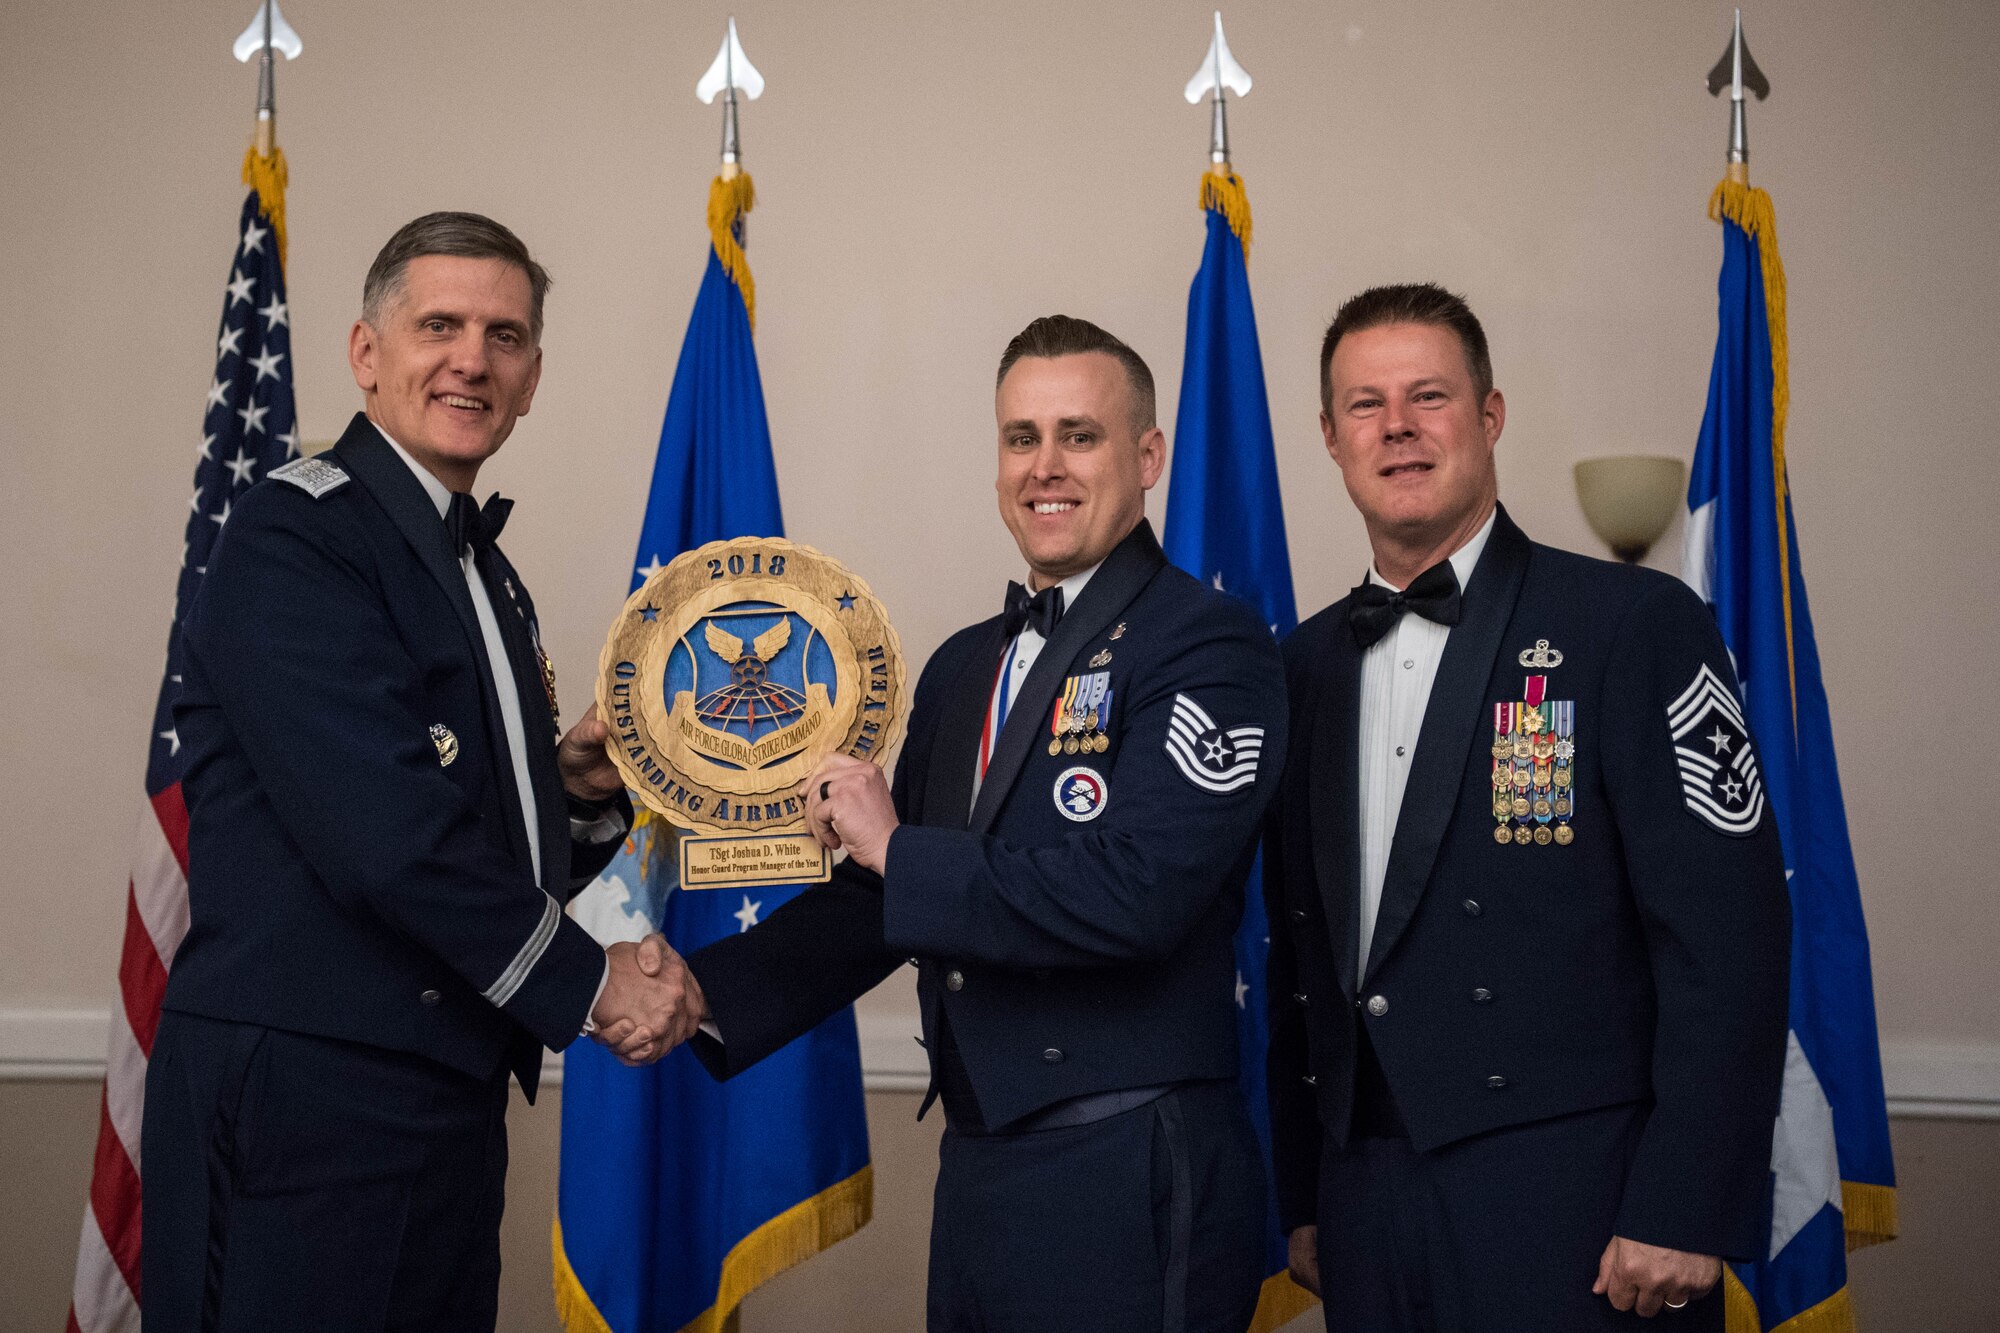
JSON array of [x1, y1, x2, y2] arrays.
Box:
[[1481, 388, 1506, 450], [348, 320, 378, 393], [1320, 410, 1341, 466], [1137, 425, 1167, 490]]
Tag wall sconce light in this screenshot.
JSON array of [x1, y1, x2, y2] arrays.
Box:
[[1572, 456, 1687, 564]]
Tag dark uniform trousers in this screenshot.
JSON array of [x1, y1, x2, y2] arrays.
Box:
[[142, 1013, 511, 1332], [1318, 1030, 1723, 1333], [928, 1080, 1265, 1333]]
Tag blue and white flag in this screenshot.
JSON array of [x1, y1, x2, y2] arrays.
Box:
[[554, 172, 872, 1333], [1683, 177, 1896, 1333], [1161, 169, 1313, 1333]]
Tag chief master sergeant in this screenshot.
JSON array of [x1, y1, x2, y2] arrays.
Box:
[[142, 212, 704, 1331], [667, 315, 1288, 1332], [1264, 282, 1792, 1331]]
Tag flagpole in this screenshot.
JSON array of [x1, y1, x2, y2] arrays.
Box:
[[232, 0, 301, 263]]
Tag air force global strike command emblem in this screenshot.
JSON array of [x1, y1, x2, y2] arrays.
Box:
[[597, 538, 907, 889]]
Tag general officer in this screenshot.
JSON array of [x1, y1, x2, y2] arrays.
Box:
[[142, 212, 703, 1332], [671, 315, 1287, 1332], [1264, 283, 1792, 1330]]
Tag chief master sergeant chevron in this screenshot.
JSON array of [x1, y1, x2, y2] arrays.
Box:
[[1264, 283, 1792, 1330], [140, 212, 705, 1332], [675, 315, 1288, 1333]]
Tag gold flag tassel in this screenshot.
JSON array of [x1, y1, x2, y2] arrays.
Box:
[[708, 170, 758, 330], [1200, 167, 1253, 259], [241, 145, 290, 270], [1706, 177, 1795, 726]]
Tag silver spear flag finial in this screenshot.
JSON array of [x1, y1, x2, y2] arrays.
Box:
[[1184, 11, 1251, 167], [1706, 8, 1770, 171], [698, 17, 764, 177], [233, 2, 302, 155]]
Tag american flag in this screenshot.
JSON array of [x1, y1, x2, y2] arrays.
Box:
[[67, 173, 297, 1333]]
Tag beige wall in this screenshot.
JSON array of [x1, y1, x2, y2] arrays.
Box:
[[4, 0, 1999, 1319]]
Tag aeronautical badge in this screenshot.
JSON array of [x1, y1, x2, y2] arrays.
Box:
[[1667, 664, 1765, 835], [597, 537, 908, 889], [1053, 766, 1108, 821], [1164, 693, 1263, 794], [269, 455, 349, 498], [429, 723, 459, 767]]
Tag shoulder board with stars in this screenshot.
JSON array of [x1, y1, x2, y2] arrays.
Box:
[[270, 455, 350, 499]]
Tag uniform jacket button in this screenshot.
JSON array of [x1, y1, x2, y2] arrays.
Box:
[[1290, 908, 1309, 924], [945, 970, 964, 992], [1302, 1074, 1319, 1088], [1293, 992, 1309, 1007], [1486, 1074, 1508, 1090], [1042, 1047, 1064, 1064], [420, 989, 442, 1006], [1462, 899, 1482, 917], [1472, 987, 1493, 1003], [1366, 994, 1389, 1017]]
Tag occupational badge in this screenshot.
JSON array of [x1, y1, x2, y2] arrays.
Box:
[[597, 538, 908, 889], [429, 723, 458, 767], [1667, 663, 1764, 835], [1053, 766, 1108, 821], [1163, 693, 1264, 794], [1489, 676, 1577, 847]]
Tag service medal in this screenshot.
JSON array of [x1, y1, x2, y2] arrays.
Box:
[[1553, 824, 1575, 846], [1534, 826, 1553, 846], [1513, 825, 1532, 845]]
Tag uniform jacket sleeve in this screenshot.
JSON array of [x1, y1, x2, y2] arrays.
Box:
[[881, 616, 1287, 969], [180, 485, 604, 1052], [1600, 579, 1791, 1260]]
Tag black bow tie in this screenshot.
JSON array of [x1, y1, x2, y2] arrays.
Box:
[[1348, 560, 1463, 648], [1002, 580, 1066, 639], [445, 492, 513, 556]]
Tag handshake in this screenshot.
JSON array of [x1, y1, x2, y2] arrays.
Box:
[[588, 933, 706, 1066]]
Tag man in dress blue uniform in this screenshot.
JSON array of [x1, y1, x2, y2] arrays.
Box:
[[672, 316, 1287, 1332], [141, 213, 703, 1331], [1264, 284, 1791, 1330]]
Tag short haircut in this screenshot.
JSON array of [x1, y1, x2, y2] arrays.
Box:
[[996, 315, 1158, 433], [361, 211, 552, 342], [1319, 282, 1493, 415]]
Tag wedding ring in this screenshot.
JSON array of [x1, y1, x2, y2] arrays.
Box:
[[1665, 1298, 1688, 1310]]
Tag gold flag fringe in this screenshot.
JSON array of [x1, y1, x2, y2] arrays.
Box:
[[241, 146, 290, 269], [1726, 1268, 1859, 1333], [1707, 177, 1795, 723], [1841, 1179, 1899, 1251], [553, 1166, 873, 1333], [708, 172, 758, 330], [1245, 1269, 1318, 1333], [1200, 168, 1253, 258]]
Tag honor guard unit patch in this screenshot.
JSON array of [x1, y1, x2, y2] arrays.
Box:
[[1164, 693, 1263, 794], [1667, 663, 1765, 835], [269, 455, 350, 498], [1053, 766, 1108, 821], [1491, 666, 1577, 846]]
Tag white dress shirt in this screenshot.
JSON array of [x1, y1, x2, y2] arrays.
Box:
[[379, 427, 546, 882], [1355, 507, 1496, 978], [972, 561, 1101, 808]]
